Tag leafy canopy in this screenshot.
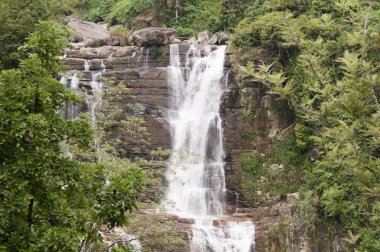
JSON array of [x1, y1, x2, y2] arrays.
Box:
[[235, 0, 380, 250], [0, 21, 144, 251]]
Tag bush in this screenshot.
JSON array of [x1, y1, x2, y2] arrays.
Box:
[[82, 0, 117, 22], [106, 0, 156, 25], [174, 27, 196, 37], [110, 26, 130, 46], [173, 0, 220, 32], [240, 139, 310, 205], [233, 11, 286, 50]]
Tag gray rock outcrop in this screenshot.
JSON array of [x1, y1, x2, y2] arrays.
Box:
[[131, 27, 176, 46], [217, 32, 232, 45], [197, 30, 213, 44], [68, 20, 110, 47], [209, 34, 218, 45]]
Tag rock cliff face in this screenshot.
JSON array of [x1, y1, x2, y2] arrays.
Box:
[[63, 35, 336, 251]]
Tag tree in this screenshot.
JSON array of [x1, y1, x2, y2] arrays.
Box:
[[0, 21, 144, 251], [0, 0, 78, 70], [236, 0, 380, 250]]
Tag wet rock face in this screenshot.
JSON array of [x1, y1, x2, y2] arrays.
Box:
[[131, 27, 176, 46], [63, 41, 307, 250], [64, 44, 172, 156]]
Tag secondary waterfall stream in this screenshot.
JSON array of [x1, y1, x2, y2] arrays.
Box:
[[164, 44, 255, 251]]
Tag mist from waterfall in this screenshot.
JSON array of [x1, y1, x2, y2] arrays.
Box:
[[165, 44, 255, 252]]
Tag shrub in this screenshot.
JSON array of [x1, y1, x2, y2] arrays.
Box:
[[110, 26, 130, 46], [174, 27, 196, 37], [233, 11, 286, 50], [106, 0, 156, 25]]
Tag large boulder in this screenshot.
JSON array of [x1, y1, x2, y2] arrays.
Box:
[[209, 34, 218, 45], [197, 30, 213, 44], [131, 27, 175, 46], [217, 32, 232, 45], [68, 20, 110, 45], [188, 37, 198, 44]]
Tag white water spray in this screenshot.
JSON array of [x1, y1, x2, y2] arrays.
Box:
[[165, 45, 226, 216], [165, 44, 255, 251], [84, 60, 90, 72], [60, 74, 80, 119], [144, 48, 149, 69], [85, 60, 104, 154], [71, 73, 79, 90]]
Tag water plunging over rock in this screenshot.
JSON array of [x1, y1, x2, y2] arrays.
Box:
[[84, 59, 104, 154], [164, 44, 255, 251], [61, 74, 80, 119]]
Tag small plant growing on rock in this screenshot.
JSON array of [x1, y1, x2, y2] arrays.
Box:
[[110, 26, 130, 46]]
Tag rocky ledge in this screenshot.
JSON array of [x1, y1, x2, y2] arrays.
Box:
[[67, 19, 231, 48]]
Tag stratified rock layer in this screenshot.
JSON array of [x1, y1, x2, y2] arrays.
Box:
[[63, 40, 337, 251]]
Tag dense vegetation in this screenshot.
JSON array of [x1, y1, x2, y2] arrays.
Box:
[[0, 0, 77, 70], [80, 0, 251, 34], [0, 20, 145, 251], [0, 0, 379, 251], [235, 0, 380, 250]]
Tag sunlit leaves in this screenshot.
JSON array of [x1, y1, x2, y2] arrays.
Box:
[[235, 1, 380, 250], [0, 20, 143, 251]]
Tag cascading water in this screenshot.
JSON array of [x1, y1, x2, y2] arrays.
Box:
[[84, 60, 90, 71], [85, 60, 104, 153], [60, 73, 79, 119], [165, 44, 226, 216], [144, 48, 149, 69], [164, 44, 255, 252]]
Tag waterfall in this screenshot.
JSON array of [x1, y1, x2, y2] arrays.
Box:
[[165, 44, 226, 216], [60, 74, 79, 119], [84, 60, 90, 71], [85, 60, 103, 154], [165, 44, 255, 251], [71, 73, 79, 90], [144, 48, 149, 69]]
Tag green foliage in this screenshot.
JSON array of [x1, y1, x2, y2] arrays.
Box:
[[81, 0, 117, 22], [233, 11, 286, 51], [0, 21, 145, 251], [106, 0, 157, 25], [112, 245, 133, 252], [0, 21, 92, 251], [220, 0, 253, 32], [237, 0, 380, 249], [97, 83, 150, 157], [149, 46, 161, 59], [126, 214, 188, 251], [96, 163, 144, 228], [81, 0, 253, 33], [175, 0, 221, 32], [294, 123, 314, 149], [174, 27, 196, 37], [240, 139, 310, 205], [0, 0, 78, 69], [298, 190, 319, 233], [110, 26, 130, 46]]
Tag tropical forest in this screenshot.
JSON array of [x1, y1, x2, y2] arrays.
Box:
[[0, 0, 379, 251]]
